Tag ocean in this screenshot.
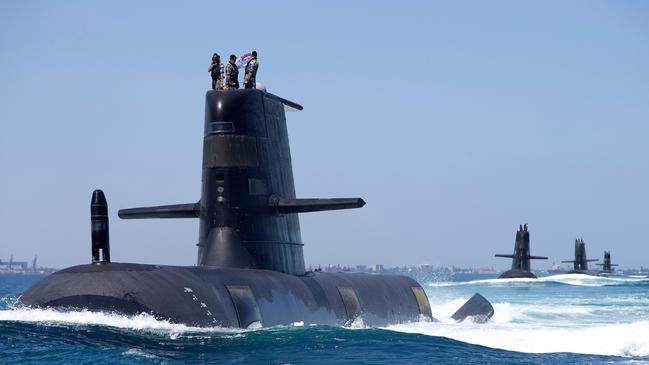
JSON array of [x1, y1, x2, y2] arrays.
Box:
[[1, 272, 648, 364]]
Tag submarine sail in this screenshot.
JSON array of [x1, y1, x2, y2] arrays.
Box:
[[596, 251, 618, 275], [495, 224, 547, 279], [562, 238, 599, 275]]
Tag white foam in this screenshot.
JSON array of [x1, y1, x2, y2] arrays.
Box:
[[540, 274, 649, 287], [429, 300, 546, 325], [387, 319, 649, 357], [427, 274, 649, 288], [346, 316, 367, 329], [0, 307, 239, 338], [386, 292, 649, 357], [122, 348, 159, 359]]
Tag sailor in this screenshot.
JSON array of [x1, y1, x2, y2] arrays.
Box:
[[208, 53, 223, 90], [226, 54, 239, 89], [244, 51, 259, 89]]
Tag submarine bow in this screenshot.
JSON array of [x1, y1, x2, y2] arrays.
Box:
[[20, 89, 493, 327]]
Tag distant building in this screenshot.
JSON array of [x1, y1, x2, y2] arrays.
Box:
[[0, 255, 56, 274], [0, 259, 28, 270]]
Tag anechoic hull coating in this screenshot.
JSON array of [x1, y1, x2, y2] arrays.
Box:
[[19, 263, 432, 328], [498, 269, 537, 279], [567, 270, 598, 276]]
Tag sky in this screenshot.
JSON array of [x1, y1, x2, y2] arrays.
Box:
[[0, 1, 648, 269]]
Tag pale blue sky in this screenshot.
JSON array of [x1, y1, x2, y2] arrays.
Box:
[[1, 1, 648, 269]]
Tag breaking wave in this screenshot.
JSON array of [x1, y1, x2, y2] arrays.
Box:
[[387, 318, 649, 357], [427, 273, 649, 287], [0, 306, 239, 339]]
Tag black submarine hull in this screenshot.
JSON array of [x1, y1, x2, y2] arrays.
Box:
[[498, 269, 537, 279], [19, 263, 433, 328], [566, 270, 599, 276]]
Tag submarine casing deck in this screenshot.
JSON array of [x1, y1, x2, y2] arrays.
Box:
[[19, 263, 432, 327], [498, 269, 538, 279]]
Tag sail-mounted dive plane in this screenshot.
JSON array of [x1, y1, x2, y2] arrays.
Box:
[[19, 88, 494, 327], [495, 224, 548, 278], [562, 238, 598, 275]]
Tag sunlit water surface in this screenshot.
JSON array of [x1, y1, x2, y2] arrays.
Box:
[[2, 272, 648, 364]]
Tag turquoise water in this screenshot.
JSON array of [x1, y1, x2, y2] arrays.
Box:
[[2, 273, 648, 364]]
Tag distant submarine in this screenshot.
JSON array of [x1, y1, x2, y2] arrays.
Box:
[[596, 251, 619, 276], [495, 224, 547, 278], [19, 89, 494, 328], [562, 238, 599, 275]]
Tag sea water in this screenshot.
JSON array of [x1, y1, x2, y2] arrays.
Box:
[[1, 273, 648, 364]]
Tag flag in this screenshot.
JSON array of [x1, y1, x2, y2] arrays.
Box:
[[236, 53, 253, 69]]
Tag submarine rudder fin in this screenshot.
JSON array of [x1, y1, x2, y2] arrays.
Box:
[[451, 293, 494, 323]]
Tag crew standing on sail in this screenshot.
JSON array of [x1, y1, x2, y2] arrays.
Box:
[[208, 53, 223, 90], [244, 51, 259, 89], [226, 54, 239, 89]]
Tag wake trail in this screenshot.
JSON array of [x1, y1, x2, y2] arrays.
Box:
[[427, 273, 649, 288]]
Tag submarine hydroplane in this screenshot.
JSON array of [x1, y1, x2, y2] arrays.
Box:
[[19, 89, 494, 327]]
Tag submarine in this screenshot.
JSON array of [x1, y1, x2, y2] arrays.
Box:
[[19, 89, 494, 328], [596, 251, 619, 276], [562, 238, 599, 275], [495, 224, 548, 278]]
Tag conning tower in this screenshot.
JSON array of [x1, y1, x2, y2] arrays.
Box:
[[118, 90, 364, 275], [562, 238, 598, 274], [495, 224, 547, 279], [596, 251, 618, 274]]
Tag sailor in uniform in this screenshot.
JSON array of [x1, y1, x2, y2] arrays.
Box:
[[208, 53, 223, 90], [226, 54, 239, 89], [244, 51, 259, 89]]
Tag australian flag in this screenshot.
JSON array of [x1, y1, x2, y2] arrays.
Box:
[[236, 53, 253, 69]]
